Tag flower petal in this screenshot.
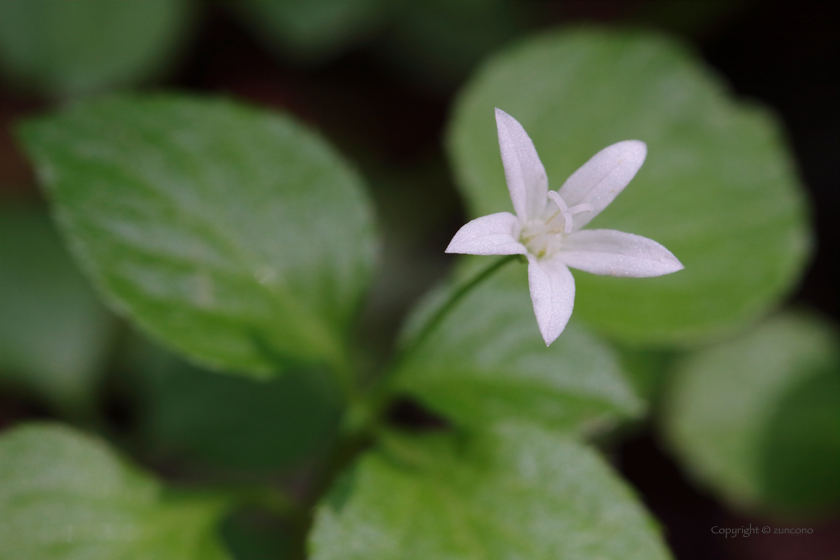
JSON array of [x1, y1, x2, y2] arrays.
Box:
[[527, 254, 575, 346], [557, 140, 647, 230], [495, 108, 548, 222], [559, 229, 684, 277], [445, 212, 527, 255]]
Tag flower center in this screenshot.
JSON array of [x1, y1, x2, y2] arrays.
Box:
[[519, 192, 592, 258]]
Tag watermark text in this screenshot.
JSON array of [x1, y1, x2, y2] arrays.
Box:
[[711, 524, 813, 538]]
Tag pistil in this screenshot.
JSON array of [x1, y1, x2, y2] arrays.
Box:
[[547, 191, 593, 233], [521, 192, 594, 258]]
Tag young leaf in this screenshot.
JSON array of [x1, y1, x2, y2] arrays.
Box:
[[19, 95, 378, 378], [394, 263, 643, 434], [0, 423, 232, 560], [0, 204, 114, 414], [310, 424, 672, 560], [662, 312, 840, 515], [0, 0, 192, 97], [448, 28, 811, 345]]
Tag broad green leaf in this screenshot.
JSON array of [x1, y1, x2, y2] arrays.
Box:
[[0, 0, 192, 98], [662, 312, 840, 515], [234, 0, 387, 63], [310, 424, 672, 560], [0, 204, 114, 414], [0, 423, 232, 560], [394, 261, 643, 434], [122, 333, 341, 471], [19, 95, 378, 377], [448, 28, 811, 345]]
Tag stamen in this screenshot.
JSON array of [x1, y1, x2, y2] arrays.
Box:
[[546, 191, 571, 231], [529, 194, 598, 250]]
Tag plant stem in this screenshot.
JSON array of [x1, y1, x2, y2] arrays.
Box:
[[393, 254, 518, 373], [347, 254, 520, 439], [293, 255, 520, 555]]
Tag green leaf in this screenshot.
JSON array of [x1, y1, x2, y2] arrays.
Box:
[[310, 424, 672, 560], [234, 0, 388, 63], [0, 203, 114, 413], [448, 28, 811, 345], [122, 333, 341, 471], [19, 94, 378, 378], [0, 423, 232, 560], [614, 344, 677, 403], [394, 261, 643, 434], [0, 0, 193, 98], [662, 312, 840, 515]]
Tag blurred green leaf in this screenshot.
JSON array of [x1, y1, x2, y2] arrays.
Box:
[[662, 312, 840, 515], [122, 333, 341, 471], [614, 344, 677, 403], [310, 424, 672, 560], [0, 423, 232, 560], [0, 0, 193, 98], [234, 0, 387, 63], [448, 28, 811, 345], [395, 262, 643, 434], [0, 204, 114, 414], [19, 95, 378, 378]]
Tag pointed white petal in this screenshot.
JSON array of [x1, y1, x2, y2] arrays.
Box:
[[557, 140, 647, 230], [527, 254, 575, 346], [445, 212, 526, 255], [559, 229, 684, 277], [495, 108, 549, 222]]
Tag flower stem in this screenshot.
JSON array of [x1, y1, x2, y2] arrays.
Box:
[[398, 254, 519, 363], [345, 254, 519, 437]]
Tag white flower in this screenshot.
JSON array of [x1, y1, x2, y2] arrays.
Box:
[[446, 108, 684, 346]]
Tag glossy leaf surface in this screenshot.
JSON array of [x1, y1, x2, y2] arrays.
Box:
[[0, 424, 231, 560], [20, 95, 378, 377], [310, 424, 671, 560]]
